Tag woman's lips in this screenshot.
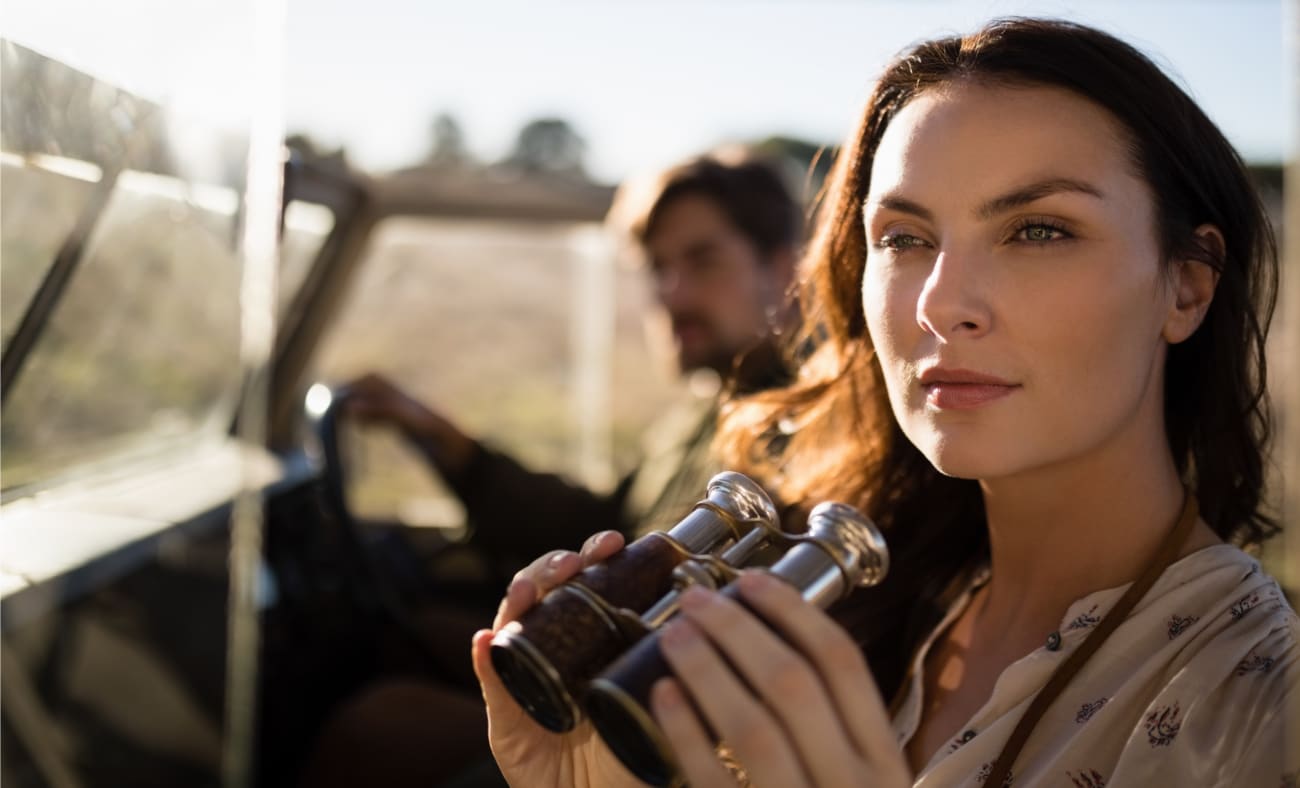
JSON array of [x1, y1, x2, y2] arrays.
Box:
[[924, 382, 1018, 409]]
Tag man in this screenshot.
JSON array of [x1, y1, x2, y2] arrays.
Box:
[[303, 153, 802, 788], [345, 154, 801, 561]]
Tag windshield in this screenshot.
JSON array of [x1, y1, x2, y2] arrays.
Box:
[[0, 153, 101, 349], [310, 214, 682, 527], [0, 41, 248, 492], [278, 198, 336, 318]]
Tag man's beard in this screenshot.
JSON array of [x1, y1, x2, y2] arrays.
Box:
[[672, 315, 752, 377]]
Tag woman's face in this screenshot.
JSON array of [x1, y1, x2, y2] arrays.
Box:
[[861, 82, 1179, 481]]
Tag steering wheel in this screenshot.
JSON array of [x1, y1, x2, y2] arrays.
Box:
[[306, 383, 443, 665]]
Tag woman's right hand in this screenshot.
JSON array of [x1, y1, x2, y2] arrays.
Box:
[[472, 531, 646, 788]]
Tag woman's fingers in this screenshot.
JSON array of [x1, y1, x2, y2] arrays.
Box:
[[491, 531, 626, 629], [492, 575, 539, 630], [472, 627, 558, 771], [669, 585, 866, 786], [650, 678, 736, 788], [471, 629, 526, 731], [657, 618, 808, 787], [734, 572, 911, 784], [477, 532, 634, 781], [471, 629, 503, 701], [580, 530, 625, 565], [493, 551, 575, 628]]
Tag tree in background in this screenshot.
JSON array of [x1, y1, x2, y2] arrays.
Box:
[[503, 117, 587, 176], [425, 113, 472, 168]]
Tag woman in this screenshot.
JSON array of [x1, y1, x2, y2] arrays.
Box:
[[473, 18, 1297, 787]]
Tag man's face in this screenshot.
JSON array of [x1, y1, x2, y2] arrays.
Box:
[[644, 193, 787, 375]]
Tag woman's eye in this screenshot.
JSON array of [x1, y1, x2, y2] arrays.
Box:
[[1014, 223, 1071, 243], [877, 233, 928, 251]]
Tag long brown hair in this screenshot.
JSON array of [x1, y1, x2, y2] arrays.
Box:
[[716, 17, 1279, 695]]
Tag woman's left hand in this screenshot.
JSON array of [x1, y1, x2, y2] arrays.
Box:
[[651, 571, 913, 787]]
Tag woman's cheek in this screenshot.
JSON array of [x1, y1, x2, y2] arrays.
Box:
[[863, 291, 917, 426], [862, 263, 903, 345]]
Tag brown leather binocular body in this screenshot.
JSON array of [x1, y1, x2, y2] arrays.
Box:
[[489, 473, 889, 785], [489, 471, 781, 732]]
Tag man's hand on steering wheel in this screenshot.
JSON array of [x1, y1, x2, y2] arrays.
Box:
[[340, 373, 477, 481]]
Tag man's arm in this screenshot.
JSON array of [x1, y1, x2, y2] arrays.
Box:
[[446, 442, 635, 560], [343, 373, 635, 560]]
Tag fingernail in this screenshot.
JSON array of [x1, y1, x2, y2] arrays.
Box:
[[660, 621, 697, 648], [652, 678, 680, 709], [547, 553, 569, 571], [678, 585, 713, 610], [738, 571, 775, 594]]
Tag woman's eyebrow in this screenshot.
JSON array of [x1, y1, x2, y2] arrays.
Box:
[[866, 195, 934, 222], [866, 177, 1103, 223], [975, 177, 1105, 219]]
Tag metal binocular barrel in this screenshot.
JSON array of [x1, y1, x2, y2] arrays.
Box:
[[584, 501, 889, 786], [489, 471, 782, 732]]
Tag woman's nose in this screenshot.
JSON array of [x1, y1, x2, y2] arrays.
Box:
[[915, 249, 992, 340]]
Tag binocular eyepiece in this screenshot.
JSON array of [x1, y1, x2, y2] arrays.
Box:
[[488, 472, 889, 785]]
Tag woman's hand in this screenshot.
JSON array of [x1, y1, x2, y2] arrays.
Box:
[[471, 531, 645, 788], [651, 571, 914, 787]]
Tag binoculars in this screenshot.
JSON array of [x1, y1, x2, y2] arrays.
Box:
[[489, 471, 889, 785]]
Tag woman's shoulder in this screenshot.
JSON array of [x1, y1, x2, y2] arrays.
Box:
[[1178, 593, 1298, 787], [1160, 543, 1297, 675], [1106, 545, 1297, 786], [1103, 543, 1296, 739]]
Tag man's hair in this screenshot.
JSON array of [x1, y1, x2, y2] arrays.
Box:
[[623, 155, 802, 259]]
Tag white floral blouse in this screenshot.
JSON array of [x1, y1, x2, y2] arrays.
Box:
[[891, 545, 1298, 787]]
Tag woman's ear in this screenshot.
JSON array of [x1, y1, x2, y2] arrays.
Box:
[[1162, 224, 1223, 345]]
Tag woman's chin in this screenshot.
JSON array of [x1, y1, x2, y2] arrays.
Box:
[[928, 461, 984, 480], [919, 442, 1013, 481]]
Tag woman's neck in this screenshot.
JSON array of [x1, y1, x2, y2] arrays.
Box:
[[974, 438, 1214, 640]]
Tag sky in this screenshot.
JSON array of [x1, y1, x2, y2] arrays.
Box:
[[5, 0, 1295, 183]]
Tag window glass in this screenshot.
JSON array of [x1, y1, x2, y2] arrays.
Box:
[[312, 216, 678, 528], [0, 6, 275, 783], [0, 155, 101, 349], [1, 168, 244, 490], [0, 41, 249, 493], [278, 199, 336, 317]]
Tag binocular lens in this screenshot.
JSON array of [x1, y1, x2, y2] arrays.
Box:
[[490, 634, 578, 733], [585, 680, 677, 787]]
